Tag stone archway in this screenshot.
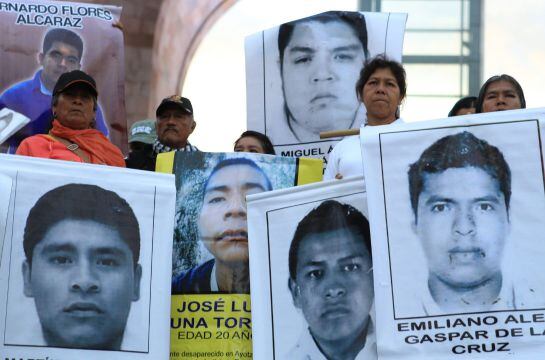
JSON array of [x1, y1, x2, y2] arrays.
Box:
[[149, 0, 238, 117], [59, 0, 237, 124]]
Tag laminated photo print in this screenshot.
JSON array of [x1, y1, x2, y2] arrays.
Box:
[[247, 177, 376, 360], [0, 155, 174, 360], [361, 109, 545, 359], [245, 10, 406, 167]]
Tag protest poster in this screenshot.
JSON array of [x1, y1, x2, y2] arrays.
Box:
[[247, 176, 375, 359], [0, 154, 175, 359], [156, 151, 322, 359], [0, 0, 126, 152], [361, 108, 545, 359], [245, 10, 406, 169]]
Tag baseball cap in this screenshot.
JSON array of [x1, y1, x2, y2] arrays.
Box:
[[129, 119, 157, 144], [53, 70, 98, 97], [156, 95, 193, 117]]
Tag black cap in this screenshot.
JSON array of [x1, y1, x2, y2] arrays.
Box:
[[53, 70, 98, 97], [156, 95, 193, 117]]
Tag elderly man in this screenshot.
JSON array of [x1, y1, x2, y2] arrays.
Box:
[[126, 95, 198, 171], [0, 28, 108, 153]]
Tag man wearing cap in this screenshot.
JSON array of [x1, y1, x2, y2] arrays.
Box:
[[15, 70, 124, 167], [125, 119, 157, 171], [0, 28, 109, 153], [126, 95, 198, 171]]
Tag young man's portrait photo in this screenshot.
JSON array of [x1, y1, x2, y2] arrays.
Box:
[[4, 182, 152, 352], [277, 11, 369, 143], [170, 152, 298, 296], [376, 121, 545, 319], [263, 193, 375, 360], [244, 11, 406, 151]]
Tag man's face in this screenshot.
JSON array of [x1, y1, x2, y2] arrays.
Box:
[[39, 41, 81, 87], [23, 219, 141, 350], [289, 228, 373, 344], [281, 20, 365, 135], [198, 164, 270, 265], [414, 167, 510, 288], [156, 105, 196, 149], [481, 80, 522, 113]]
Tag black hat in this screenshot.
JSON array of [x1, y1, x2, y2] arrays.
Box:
[[53, 70, 98, 97], [156, 95, 193, 117]]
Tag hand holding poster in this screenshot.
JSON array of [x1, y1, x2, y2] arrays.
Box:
[[0, 155, 174, 359], [157, 151, 322, 359], [361, 109, 545, 359], [245, 10, 406, 167], [0, 0, 125, 152], [247, 177, 376, 359]]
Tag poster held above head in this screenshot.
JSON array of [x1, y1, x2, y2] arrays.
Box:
[[361, 108, 545, 359], [0, 0, 126, 153], [157, 151, 322, 360], [247, 177, 376, 359], [0, 154, 175, 360], [245, 10, 406, 168]]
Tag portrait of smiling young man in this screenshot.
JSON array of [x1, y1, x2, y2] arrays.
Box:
[[407, 131, 532, 315], [287, 200, 375, 360], [20, 184, 142, 350], [277, 11, 369, 143]]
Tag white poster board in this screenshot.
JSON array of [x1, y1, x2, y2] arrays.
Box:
[[245, 10, 406, 168], [361, 108, 545, 359], [0, 155, 174, 359], [248, 177, 376, 359]]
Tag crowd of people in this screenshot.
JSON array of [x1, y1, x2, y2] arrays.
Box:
[[1, 56, 527, 178]]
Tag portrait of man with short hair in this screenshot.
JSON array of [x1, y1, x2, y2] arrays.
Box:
[[407, 131, 536, 315], [172, 157, 273, 294], [277, 11, 369, 143], [20, 183, 141, 350], [0, 27, 109, 152], [287, 200, 375, 360]]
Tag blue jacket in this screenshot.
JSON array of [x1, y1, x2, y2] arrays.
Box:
[[171, 259, 215, 294]]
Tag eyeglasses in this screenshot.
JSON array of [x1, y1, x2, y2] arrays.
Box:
[[47, 50, 80, 66]]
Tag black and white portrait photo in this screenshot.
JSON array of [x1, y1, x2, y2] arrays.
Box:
[[20, 184, 142, 350], [277, 11, 369, 143], [367, 118, 545, 319], [286, 200, 375, 360], [359, 112, 545, 358], [247, 178, 376, 360], [245, 11, 406, 159], [0, 155, 175, 359]]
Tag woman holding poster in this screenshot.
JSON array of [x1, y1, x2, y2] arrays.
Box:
[[324, 56, 407, 180]]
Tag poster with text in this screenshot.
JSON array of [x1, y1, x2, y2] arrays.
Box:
[[247, 177, 376, 359], [245, 10, 406, 169], [0, 0, 126, 152], [361, 108, 545, 359], [0, 154, 175, 359], [157, 151, 322, 360]]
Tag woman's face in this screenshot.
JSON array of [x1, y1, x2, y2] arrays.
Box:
[[53, 85, 96, 130], [481, 80, 522, 113], [361, 67, 401, 125], [234, 136, 265, 154]]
